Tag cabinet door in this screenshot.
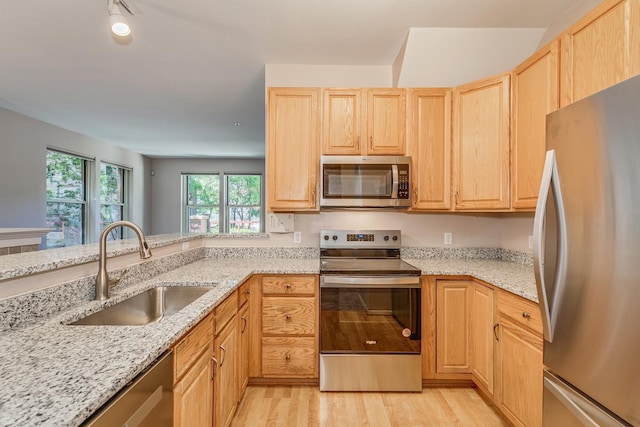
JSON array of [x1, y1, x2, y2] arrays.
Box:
[[560, 0, 640, 107], [495, 317, 543, 427], [366, 89, 406, 155], [174, 350, 214, 427], [407, 88, 452, 210], [322, 89, 363, 155], [436, 280, 471, 373], [214, 320, 237, 427], [237, 303, 250, 400], [470, 282, 494, 395], [453, 74, 510, 210], [267, 88, 320, 211], [512, 41, 560, 210]]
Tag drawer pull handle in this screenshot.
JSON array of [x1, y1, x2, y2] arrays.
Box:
[[522, 312, 531, 319], [285, 314, 292, 320], [493, 323, 500, 342], [285, 354, 291, 361], [241, 316, 248, 333]]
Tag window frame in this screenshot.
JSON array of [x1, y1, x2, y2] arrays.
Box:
[[182, 172, 264, 234], [45, 149, 93, 248], [99, 162, 131, 241], [224, 173, 264, 234]]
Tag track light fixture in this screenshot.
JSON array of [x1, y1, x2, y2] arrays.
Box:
[[108, 0, 134, 37]]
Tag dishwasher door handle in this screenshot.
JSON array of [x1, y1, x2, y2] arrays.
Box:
[[123, 386, 163, 427]]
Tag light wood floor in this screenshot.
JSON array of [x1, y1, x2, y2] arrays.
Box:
[[231, 386, 510, 427]]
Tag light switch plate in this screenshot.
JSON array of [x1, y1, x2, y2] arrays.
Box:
[[293, 231, 302, 243]]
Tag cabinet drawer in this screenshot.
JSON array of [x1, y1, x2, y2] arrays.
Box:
[[174, 312, 214, 382], [215, 291, 238, 335], [262, 276, 316, 295], [497, 291, 543, 335], [262, 337, 317, 377], [238, 280, 251, 308], [262, 297, 316, 335]]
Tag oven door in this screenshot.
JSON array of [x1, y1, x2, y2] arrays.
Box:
[[320, 276, 421, 354]]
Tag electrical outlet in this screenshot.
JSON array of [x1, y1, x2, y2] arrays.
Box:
[[182, 242, 189, 251], [528, 235, 534, 249], [444, 232, 453, 245], [293, 231, 302, 244]]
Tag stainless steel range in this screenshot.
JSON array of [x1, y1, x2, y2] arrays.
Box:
[[319, 229, 422, 392]]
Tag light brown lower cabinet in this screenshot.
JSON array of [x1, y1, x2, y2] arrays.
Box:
[[431, 277, 543, 426], [173, 312, 215, 427], [237, 301, 250, 397], [174, 350, 214, 427], [435, 280, 471, 374], [214, 290, 239, 427], [470, 282, 495, 395], [260, 275, 318, 379], [494, 292, 543, 427]]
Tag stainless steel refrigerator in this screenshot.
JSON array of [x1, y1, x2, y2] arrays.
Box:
[[534, 74, 640, 426]]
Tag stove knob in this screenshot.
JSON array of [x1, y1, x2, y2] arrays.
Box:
[[323, 235, 329, 241], [384, 236, 389, 241], [392, 236, 398, 241], [332, 235, 338, 241]]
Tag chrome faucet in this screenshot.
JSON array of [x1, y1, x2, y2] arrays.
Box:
[[95, 220, 152, 300]]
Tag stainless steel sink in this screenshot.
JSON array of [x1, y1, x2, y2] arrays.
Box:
[[70, 286, 214, 325]]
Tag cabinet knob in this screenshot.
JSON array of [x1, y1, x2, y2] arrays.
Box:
[[285, 283, 292, 289], [245, 289, 250, 295], [285, 314, 292, 320], [285, 354, 291, 361], [522, 312, 531, 319]]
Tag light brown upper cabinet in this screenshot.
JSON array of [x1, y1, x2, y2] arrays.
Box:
[[267, 88, 320, 211], [322, 89, 363, 155], [407, 88, 452, 210], [322, 88, 406, 155], [511, 41, 560, 210], [560, 0, 640, 107], [453, 74, 511, 210]]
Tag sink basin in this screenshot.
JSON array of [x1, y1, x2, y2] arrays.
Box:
[[70, 286, 214, 325]]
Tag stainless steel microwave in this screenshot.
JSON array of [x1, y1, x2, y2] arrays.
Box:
[[320, 156, 411, 208]]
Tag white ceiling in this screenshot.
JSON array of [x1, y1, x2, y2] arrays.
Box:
[[0, 0, 580, 158]]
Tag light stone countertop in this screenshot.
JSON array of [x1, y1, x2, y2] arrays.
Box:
[[0, 255, 536, 427], [405, 258, 537, 302]]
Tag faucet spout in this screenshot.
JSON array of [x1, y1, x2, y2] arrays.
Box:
[[95, 221, 152, 300]]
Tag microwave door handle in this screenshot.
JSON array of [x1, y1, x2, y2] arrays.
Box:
[[391, 165, 399, 199]]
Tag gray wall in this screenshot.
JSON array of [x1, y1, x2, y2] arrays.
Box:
[[149, 158, 265, 234], [0, 107, 151, 240]]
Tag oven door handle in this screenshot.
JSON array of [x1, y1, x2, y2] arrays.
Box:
[[321, 276, 421, 288]]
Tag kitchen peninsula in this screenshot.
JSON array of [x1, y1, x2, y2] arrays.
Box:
[[0, 233, 537, 426]]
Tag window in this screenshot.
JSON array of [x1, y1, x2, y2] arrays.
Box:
[[183, 173, 262, 234], [184, 174, 220, 233], [100, 163, 130, 241], [46, 150, 90, 248], [225, 174, 262, 233]]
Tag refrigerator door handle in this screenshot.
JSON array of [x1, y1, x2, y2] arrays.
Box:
[[544, 372, 628, 427], [533, 150, 568, 342]]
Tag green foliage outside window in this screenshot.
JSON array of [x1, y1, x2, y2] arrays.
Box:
[[46, 151, 86, 248]]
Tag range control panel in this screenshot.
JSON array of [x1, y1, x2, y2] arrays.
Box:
[[320, 229, 401, 249]]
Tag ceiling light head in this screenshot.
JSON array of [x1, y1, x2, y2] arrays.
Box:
[[108, 0, 132, 37]]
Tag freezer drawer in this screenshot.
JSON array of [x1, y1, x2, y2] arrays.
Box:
[[543, 371, 628, 427]]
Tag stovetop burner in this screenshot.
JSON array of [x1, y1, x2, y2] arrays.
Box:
[[319, 229, 420, 276]]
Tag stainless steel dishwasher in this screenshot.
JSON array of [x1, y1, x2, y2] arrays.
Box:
[[82, 350, 173, 427]]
